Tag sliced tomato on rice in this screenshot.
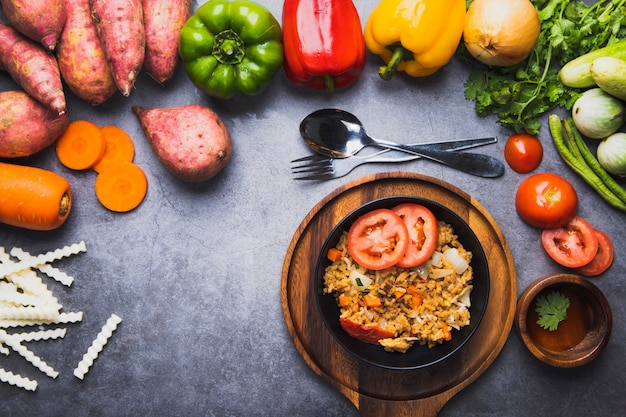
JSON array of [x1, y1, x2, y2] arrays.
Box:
[[339, 318, 395, 344], [347, 208, 410, 270], [392, 203, 439, 268]]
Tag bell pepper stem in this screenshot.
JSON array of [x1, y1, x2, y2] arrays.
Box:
[[324, 76, 335, 93], [379, 46, 407, 81]]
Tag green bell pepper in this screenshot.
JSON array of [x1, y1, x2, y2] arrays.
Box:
[[179, 0, 284, 99]]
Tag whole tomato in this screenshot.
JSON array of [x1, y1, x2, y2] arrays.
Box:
[[515, 173, 578, 229], [504, 133, 543, 173]]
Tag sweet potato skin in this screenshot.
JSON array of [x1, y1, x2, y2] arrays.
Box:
[[57, 0, 116, 105], [143, 0, 192, 84], [0, 23, 66, 114], [0, 0, 67, 51], [132, 104, 232, 182], [0, 91, 70, 158], [90, 0, 145, 97]]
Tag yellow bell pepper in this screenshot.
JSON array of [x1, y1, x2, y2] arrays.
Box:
[[364, 0, 466, 79]]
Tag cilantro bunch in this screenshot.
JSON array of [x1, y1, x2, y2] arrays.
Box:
[[462, 0, 626, 134]]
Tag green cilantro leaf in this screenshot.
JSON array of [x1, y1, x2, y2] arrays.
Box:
[[535, 291, 570, 331]]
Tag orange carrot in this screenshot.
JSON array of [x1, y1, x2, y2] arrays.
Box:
[[338, 294, 351, 307], [327, 247, 342, 262], [93, 125, 135, 173], [394, 288, 407, 300], [94, 161, 147, 212], [56, 120, 106, 170], [0, 162, 72, 231], [408, 285, 425, 308], [363, 293, 382, 308]]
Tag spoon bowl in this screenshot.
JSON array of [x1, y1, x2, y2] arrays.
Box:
[[300, 109, 505, 178]]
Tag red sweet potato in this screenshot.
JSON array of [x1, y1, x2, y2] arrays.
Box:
[[142, 0, 192, 84], [0, 90, 70, 158], [0, 0, 67, 51], [132, 104, 232, 182], [90, 0, 145, 97], [57, 0, 116, 105], [0, 23, 66, 114]]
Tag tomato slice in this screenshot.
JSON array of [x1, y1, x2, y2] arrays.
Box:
[[347, 208, 410, 270], [575, 229, 614, 277], [339, 318, 395, 344], [541, 216, 599, 268], [392, 203, 439, 268]]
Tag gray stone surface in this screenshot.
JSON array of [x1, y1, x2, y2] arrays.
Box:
[[1, 1, 624, 416]]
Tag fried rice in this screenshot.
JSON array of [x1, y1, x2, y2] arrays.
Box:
[[322, 221, 474, 353]]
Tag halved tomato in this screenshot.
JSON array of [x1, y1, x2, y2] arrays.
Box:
[[575, 229, 614, 277], [541, 216, 599, 268], [392, 203, 439, 268], [339, 318, 394, 344], [347, 208, 410, 270]]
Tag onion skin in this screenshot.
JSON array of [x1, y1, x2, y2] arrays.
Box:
[[463, 0, 540, 67]]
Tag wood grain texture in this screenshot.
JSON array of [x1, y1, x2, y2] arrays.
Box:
[[281, 172, 517, 416]]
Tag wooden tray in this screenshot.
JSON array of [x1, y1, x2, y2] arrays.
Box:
[[281, 173, 517, 417]]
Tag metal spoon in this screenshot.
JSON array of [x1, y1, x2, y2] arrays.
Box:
[[299, 108, 505, 178]]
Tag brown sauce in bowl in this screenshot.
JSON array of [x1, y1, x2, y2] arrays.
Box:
[[526, 286, 589, 352]]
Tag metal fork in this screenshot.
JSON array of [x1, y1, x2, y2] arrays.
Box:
[[291, 137, 498, 180]]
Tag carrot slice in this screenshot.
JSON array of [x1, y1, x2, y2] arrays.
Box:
[[56, 120, 106, 170], [93, 126, 135, 173], [327, 247, 342, 262], [94, 161, 147, 212]]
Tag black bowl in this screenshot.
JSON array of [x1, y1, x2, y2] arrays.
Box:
[[315, 196, 490, 370]]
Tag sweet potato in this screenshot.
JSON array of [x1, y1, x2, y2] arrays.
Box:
[[90, 0, 145, 97], [132, 104, 232, 182], [142, 0, 192, 84], [0, 0, 67, 51], [0, 91, 69, 158], [0, 23, 66, 114], [56, 0, 116, 105]]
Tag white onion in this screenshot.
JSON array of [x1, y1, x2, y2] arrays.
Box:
[[349, 269, 372, 289], [443, 248, 469, 274]]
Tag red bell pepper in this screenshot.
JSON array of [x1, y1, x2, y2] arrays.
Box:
[[281, 0, 366, 92]]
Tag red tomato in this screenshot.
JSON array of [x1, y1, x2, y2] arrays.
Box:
[[347, 208, 409, 270], [392, 203, 439, 268], [339, 318, 395, 344], [575, 229, 614, 277], [541, 216, 599, 268], [516, 173, 578, 229], [504, 133, 543, 173]]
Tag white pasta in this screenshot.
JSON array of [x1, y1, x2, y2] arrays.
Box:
[[0, 282, 43, 306], [0, 241, 125, 392], [0, 305, 61, 321], [11, 328, 67, 342], [10, 247, 75, 287], [0, 368, 38, 392], [73, 314, 122, 380], [0, 311, 83, 328], [0, 241, 86, 277], [0, 330, 59, 379]]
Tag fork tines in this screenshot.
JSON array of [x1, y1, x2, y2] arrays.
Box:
[[290, 154, 334, 179]]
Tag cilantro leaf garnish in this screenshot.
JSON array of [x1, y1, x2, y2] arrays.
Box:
[[461, 0, 626, 134], [535, 291, 570, 331]]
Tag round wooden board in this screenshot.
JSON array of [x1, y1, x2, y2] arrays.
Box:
[[281, 172, 517, 417]]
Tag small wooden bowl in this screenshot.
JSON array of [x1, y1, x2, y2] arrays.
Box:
[[515, 273, 612, 368]]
